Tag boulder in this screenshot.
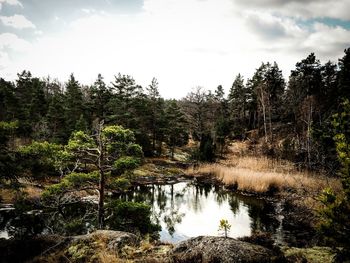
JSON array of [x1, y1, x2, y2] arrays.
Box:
[[169, 236, 283, 263], [73, 230, 139, 253]]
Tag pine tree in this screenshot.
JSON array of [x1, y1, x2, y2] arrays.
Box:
[[338, 48, 350, 101], [146, 77, 163, 154], [164, 100, 188, 159], [90, 74, 111, 122], [109, 73, 143, 128], [47, 92, 66, 143], [228, 74, 247, 136], [64, 74, 85, 136]]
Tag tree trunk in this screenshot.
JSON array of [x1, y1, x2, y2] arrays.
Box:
[[171, 145, 175, 160], [307, 98, 313, 168], [97, 120, 105, 229], [98, 170, 105, 229]]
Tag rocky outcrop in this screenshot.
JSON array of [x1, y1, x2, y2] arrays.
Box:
[[1, 232, 286, 262], [73, 230, 139, 253], [169, 236, 284, 263], [0, 230, 139, 263]]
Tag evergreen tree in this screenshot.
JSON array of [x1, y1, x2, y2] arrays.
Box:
[[45, 122, 143, 228], [319, 99, 350, 257], [0, 78, 17, 121], [15, 71, 34, 135], [109, 73, 143, 128], [264, 62, 285, 120], [47, 92, 66, 143], [0, 121, 18, 182], [146, 77, 163, 154], [228, 74, 247, 136], [164, 100, 188, 159], [64, 74, 85, 136], [337, 48, 350, 101], [213, 85, 230, 155], [89, 74, 111, 122]]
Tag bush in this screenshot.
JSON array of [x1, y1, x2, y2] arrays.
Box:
[[106, 200, 160, 238], [318, 99, 350, 255], [113, 156, 141, 176]]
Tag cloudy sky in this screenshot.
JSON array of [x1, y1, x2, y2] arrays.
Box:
[[0, 0, 349, 98]]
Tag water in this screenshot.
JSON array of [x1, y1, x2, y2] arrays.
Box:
[[117, 181, 284, 243], [0, 180, 312, 245]]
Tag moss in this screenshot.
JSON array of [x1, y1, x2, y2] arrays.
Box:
[[67, 243, 91, 262], [283, 246, 336, 263], [164, 167, 183, 175], [132, 162, 184, 178]]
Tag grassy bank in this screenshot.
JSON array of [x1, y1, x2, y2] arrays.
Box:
[[186, 143, 341, 197]]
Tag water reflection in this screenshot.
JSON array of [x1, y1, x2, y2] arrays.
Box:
[[117, 181, 279, 243], [0, 180, 308, 245]]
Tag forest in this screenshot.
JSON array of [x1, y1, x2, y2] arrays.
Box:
[[0, 48, 349, 262]]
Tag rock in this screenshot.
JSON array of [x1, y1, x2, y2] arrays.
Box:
[[73, 230, 139, 253], [169, 236, 283, 263], [0, 230, 139, 262]]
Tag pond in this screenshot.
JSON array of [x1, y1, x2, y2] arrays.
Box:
[[0, 179, 313, 246], [117, 180, 288, 244]]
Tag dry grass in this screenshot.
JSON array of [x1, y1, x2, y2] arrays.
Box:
[[0, 188, 16, 203], [22, 185, 43, 199], [187, 145, 341, 195]]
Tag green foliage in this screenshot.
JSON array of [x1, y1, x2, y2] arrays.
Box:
[[218, 219, 231, 238], [164, 100, 188, 158], [110, 177, 131, 191], [199, 134, 215, 162], [106, 200, 160, 237], [113, 156, 141, 175], [0, 121, 19, 181], [42, 171, 99, 200], [44, 124, 143, 229], [67, 131, 95, 151], [126, 143, 143, 157], [0, 121, 18, 144], [64, 74, 85, 135], [319, 99, 350, 251], [19, 141, 70, 177], [64, 218, 87, 235]]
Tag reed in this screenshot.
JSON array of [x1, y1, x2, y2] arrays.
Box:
[[188, 156, 340, 194]]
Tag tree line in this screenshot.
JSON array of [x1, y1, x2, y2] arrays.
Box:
[[0, 48, 349, 170]]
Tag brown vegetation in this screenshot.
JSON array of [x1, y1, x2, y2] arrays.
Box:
[[187, 143, 341, 196]]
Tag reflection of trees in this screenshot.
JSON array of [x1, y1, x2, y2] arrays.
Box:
[[119, 183, 187, 237], [193, 185, 202, 212], [198, 183, 212, 197], [190, 183, 212, 212], [215, 189, 228, 206], [228, 196, 240, 215], [1, 181, 296, 244], [246, 200, 278, 234], [162, 184, 185, 236], [156, 185, 168, 211]]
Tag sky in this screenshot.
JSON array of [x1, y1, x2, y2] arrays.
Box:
[[0, 0, 349, 98]]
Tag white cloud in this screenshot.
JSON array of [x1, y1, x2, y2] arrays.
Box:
[[81, 8, 96, 14], [0, 33, 31, 78], [34, 30, 43, 35], [0, 0, 22, 8], [233, 0, 350, 20], [303, 23, 350, 58], [0, 51, 10, 70], [0, 14, 35, 29], [0, 32, 31, 51]]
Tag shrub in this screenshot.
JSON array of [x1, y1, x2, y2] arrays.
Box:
[[106, 200, 160, 238]]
